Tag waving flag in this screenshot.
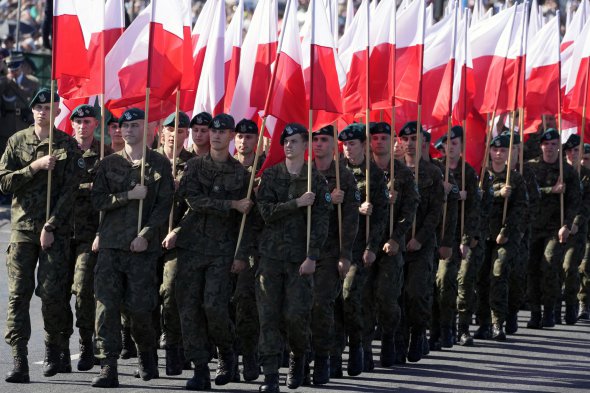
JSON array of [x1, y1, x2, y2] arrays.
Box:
[[223, 0, 243, 112]]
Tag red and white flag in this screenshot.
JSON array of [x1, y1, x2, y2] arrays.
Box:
[[178, 0, 195, 93], [561, 1, 589, 92], [565, 14, 590, 119], [344, 0, 355, 33], [369, 0, 396, 110], [451, 11, 475, 123], [223, 0, 243, 113]]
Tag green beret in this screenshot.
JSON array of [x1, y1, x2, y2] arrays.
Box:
[[69, 104, 96, 120], [541, 128, 560, 142], [163, 111, 190, 128], [563, 134, 581, 151], [500, 131, 521, 145], [399, 121, 424, 137], [338, 123, 366, 142], [369, 122, 391, 135], [312, 125, 335, 137], [490, 134, 510, 148], [209, 113, 235, 130], [450, 125, 463, 140], [280, 123, 308, 145], [190, 112, 213, 127], [118, 108, 145, 125], [236, 119, 258, 134], [29, 88, 60, 107], [105, 110, 118, 125]]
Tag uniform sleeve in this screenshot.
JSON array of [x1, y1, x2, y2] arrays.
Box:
[[91, 161, 131, 211], [440, 181, 459, 248], [478, 173, 494, 237], [574, 175, 590, 227], [339, 168, 360, 262], [0, 137, 36, 194], [564, 168, 582, 229], [308, 173, 332, 259], [367, 170, 389, 254], [390, 165, 419, 246], [501, 172, 527, 240], [415, 166, 445, 245], [524, 167, 541, 228], [462, 165, 481, 244], [179, 159, 233, 216], [234, 169, 257, 262], [138, 159, 175, 242], [256, 170, 299, 223], [46, 142, 82, 229]]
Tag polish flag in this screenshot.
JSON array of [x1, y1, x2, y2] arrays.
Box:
[[229, 0, 278, 122], [565, 14, 590, 119], [561, 1, 589, 92], [451, 11, 475, 123], [193, 0, 225, 115], [528, 0, 543, 40], [368, 0, 396, 110], [179, 0, 195, 92], [302, 0, 345, 128], [223, 0, 243, 113], [345, 0, 354, 33]]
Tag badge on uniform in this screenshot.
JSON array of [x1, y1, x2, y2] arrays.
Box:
[[355, 190, 361, 201], [77, 108, 85, 117], [78, 158, 86, 169], [213, 185, 220, 192], [213, 120, 221, 128], [286, 126, 294, 135], [325, 192, 332, 203], [39, 94, 47, 103], [125, 112, 133, 120]]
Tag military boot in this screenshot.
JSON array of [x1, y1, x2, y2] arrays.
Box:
[[78, 340, 95, 371], [186, 364, 211, 391], [215, 350, 235, 386], [542, 306, 555, 328], [407, 329, 424, 363], [136, 351, 158, 381], [473, 324, 492, 339], [286, 353, 305, 389], [312, 355, 329, 385], [421, 332, 430, 356], [564, 304, 578, 325], [578, 303, 590, 320], [91, 358, 119, 388], [505, 312, 518, 335], [363, 347, 374, 372], [527, 311, 543, 328], [259, 373, 280, 393], [380, 335, 395, 367], [346, 344, 363, 376], [5, 355, 29, 383], [232, 354, 240, 382], [329, 355, 342, 378], [492, 323, 506, 341], [554, 301, 562, 325], [43, 344, 61, 377], [302, 359, 311, 386], [120, 327, 137, 359], [165, 345, 183, 376], [59, 348, 72, 373], [457, 324, 474, 346], [242, 352, 260, 381], [440, 326, 454, 348]]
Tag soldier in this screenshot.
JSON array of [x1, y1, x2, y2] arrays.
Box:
[[476, 133, 527, 340], [311, 125, 360, 384], [106, 111, 123, 152], [578, 143, 590, 320], [398, 121, 445, 363], [334, 123, 388, 376], [368, 122, 418, 367], [1, 88, 81, 383], [527, 128, 581, 329], [155, 111, 195, 375], [189, 111, 212, 156], [560, 134, 590, 325], [0, 54, 39, 157], [67, 104, 113, 372], [256, 123, 331, 393], [90, 108, 174, 387], [523, 116, 556, 162], [173, 113, 254, 390]]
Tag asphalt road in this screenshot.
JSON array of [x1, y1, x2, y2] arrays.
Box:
[[0, 206, 588, 392]]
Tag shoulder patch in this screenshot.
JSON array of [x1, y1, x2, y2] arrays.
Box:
[[355, 190, 361, 202], [325, 192, 332, 203], [78, 157, 86, 169]]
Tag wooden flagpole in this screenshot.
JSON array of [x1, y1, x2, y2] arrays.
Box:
[[168, 91, 181, 232], [365, 0, 371, 243], [333, 121, 343, 250]]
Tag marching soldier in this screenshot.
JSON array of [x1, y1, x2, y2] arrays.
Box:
[[106, 111, 123, 152], [578, 143, 590, 320], [189, 112, 212, 156]]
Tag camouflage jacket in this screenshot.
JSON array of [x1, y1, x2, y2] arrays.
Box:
[[520, 162, 541, 231], [257, 162, 331, 261], [446, 158, 481, 245], [315, 160, 360, 262], [0, 126, 81, 243], [72, 139, 114, 242], [175, 154, 253, 260], [92, 149, 174, 252], [575, 165, 590, 229], [432, 158, 459, 248]]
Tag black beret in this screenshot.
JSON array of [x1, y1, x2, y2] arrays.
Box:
[[105, 110, 118, 125], [209, 113, 235, 130], [450, 125, 463, 140], [422, 130, 431, 143], [312, 125, 335, 137], [338, 123, 366, 142], [190, 112, 213, 127], [434, 136, 446, 151], [163, 111, 190, 128], [280, 123, 308, 145], [118, 108, 145, 125], [236, 119, 259, 134], [6, 53, 23, 69], [69, 104, 96, 120], [541, 128, 560, 142], [369, 122, 391, 135], [29, 88, 60, 107], [563, 134, 581, 151], [500, 131, 521, 145], [399, 121, 424, 137], [490, 133, 511, 148]]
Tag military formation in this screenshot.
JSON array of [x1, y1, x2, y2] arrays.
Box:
[[1, 87, 590, 392]]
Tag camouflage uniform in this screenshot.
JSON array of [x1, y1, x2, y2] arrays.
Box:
[[312, 161, 359, 357], [0, 74, 38, 156], [0, 126, 81, 356], [175, 154, 253, 366], [256, 162, 331, 375], [523, 130, 542, 162], [91, 149, 174, 358]]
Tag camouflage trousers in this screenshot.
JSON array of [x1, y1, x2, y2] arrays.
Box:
[[578, 242, 590, 306], [457, 239, 486, 325], [560, 227, 587, 306], [403, 238, 436, 330], [433, 244, 461, 329], [509, 229, 529, 315], [176, 250, 234, 366], [94, 249, 158, 358], [232, 256, 259, 356], [311, 257, 341, 356], [4, 238, 72, 356], [67, 240, 97, 342], [362, 251, 404, 350], [159, 249, 182, 347], [527, 234, 565, 311], [256, 257, 313, 375]]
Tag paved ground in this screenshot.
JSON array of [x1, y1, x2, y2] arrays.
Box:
[[0, 205, 588, 392]]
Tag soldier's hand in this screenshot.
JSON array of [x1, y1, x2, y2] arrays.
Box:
[[460, 243, 469, 259], [389, 190, 398, 205], [31, 155, 57, 173], [571, 223, 579, 235], [338, 258, 351, 280], [128, 184, 147, 200], [40, 229, 54, 250], [439, 246, 452, 259], [459, 190, 467, 200], [496, 233, 508, 245], [363, 250, 376, 267], [174, 179, 180, 191], [92, 235, 100, 253], [130, 236, 148, 252], [551, 178, 565, 194], [299, 257, 316, 276], [162, 231, 177, 250], [359, 201, 373, 216], [331, 189, 345, 204], [559, 225, 570, 243], [231, 259, 248, 274], [383, 239, 400, 256], [232, 198, 254, 214], [406, 238, 422, 252], [443, 181, 453, 195], [296, 192, 316, 207], [500, 185, 512, 198]]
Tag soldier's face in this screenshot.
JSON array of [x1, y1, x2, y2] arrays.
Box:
[[582, 152, 590, 169], [393, 138, 405, 160], [163, 126, 188, 151], [490, 146, 509, 165], [72, 117, 97, 140], [120, 120, 144, 146], [312, 135, 334, 159], [447, 138, 462, 159], [32, 103, 60, 127], [544, 116, 557, 130], [541, 139, 559, 163], [191, 125, 210, 146], [370, 134, 390, 156], [235, 133, 257, 155], [342, 139, 364, 162], [109, 123, 123, 144], [283, 134, 307, 159], [400, 135, 417, 156], [566, 148, 579, 165], [209, 128, 234, 151]]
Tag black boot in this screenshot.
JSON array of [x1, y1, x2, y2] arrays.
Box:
[[505, 312, 518, 335], [473, 324, 492, 339], [215, 350, 235, 386], [232, 354, 240, 382], [243, 352, 260, 381], [421, 332, 430, 356], [186, 364, 211, 391], [120, 327, 137, 359], [286, 353, 305, 389], [565, 304, 578, 325], [43, 344, 61, 377], [180, 347, 192, 370], [380, 335, 395, 367], [457, 324, 474, 346], [555, 302, 563, 325], [543, 306, 555, 328], [5, 355, 29, 383], [578, 303, 590, 320], [527, 311, 543, 329], [259, 373, 280, 393], [59, 348, 72, 373], [165, 346, 183, 376], [302, 360, 311, 386], [393, 338, 407, 364], [346, 344, 363, 376], [312, 355, 329, 385], [136, 351, 157, 381], [440, 326, 454, 348], [91, 358, 119, 388], [407, 329, 424, 363], [78, 340, 95, 371], [492, 323, 506, 341], [329, 355, 342, 378], [363, 347, 374, 372]]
